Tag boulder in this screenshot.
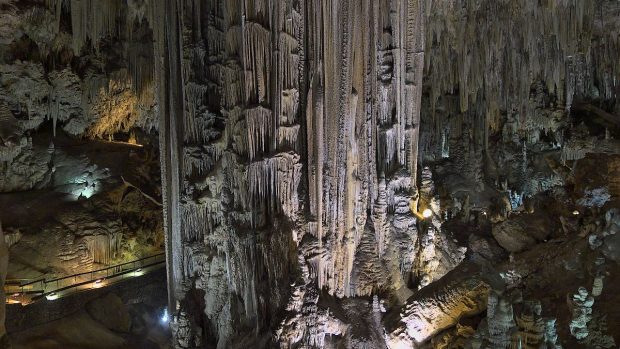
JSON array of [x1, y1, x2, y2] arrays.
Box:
[[384, 262, 503, 347], [601, 209, 620, 262], [492, 213, 551, 253]]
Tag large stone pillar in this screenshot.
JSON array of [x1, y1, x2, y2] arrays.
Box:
[[154, 0, 426, 347], [152, 0, 185, 315]]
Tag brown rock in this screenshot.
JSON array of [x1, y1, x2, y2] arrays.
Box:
[[492, 213, 551, 253]]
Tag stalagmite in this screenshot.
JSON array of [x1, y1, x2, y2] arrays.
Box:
[[569, 287, 594, 340]]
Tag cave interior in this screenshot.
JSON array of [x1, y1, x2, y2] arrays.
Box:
[[0, 0, 620, 348]]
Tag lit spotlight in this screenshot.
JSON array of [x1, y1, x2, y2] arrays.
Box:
[[46, 292, 59, 301], [573, 210, 580, 216], [93, 279, 104, 289], [133, 268, 144, 276], [422, 209, 433, 219], [161, 308, 170, 324]]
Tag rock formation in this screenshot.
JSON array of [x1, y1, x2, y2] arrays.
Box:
[[1, 0, 620, 348], [153, 0, 430, 346], [385, 262, 498, 347], [0, 0, 164, 285]]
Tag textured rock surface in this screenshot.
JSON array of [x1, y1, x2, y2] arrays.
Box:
[[86, 293, 132, 333], [491, 213, 553, 253], [1, 0, 620, 348], [385, 263, 498, 346], [0, 0, 164, 314], [153, 0, 429, 347], [1, 137, 163, 279], [151, 0, 620, 347]]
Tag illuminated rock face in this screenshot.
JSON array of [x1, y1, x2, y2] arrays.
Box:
[[152, 0, 620, 347], [0, 1, 158, 192], [154, 0, 428, 347], [0, 0, 164, 302], [2, 0, 620, 348], [384, 263, 495, 347]]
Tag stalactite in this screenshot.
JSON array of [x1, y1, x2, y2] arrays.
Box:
[[246, 106, 273, 160], [68, 0, 123, 54], [423, 0, 618, 156], [84, 233, 123, 265], [248, 153, 302, 216], [156, 0, 426, 345], [277, 125, 300, 150], [184, 83, 210, 144], [242, 22, 272, 105], [46, 0, 155, 101]]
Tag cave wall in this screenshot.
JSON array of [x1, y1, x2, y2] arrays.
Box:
[[0, 0, 163, 280], [155, 0, 620, 347], [1, 0, 619, 348], [419, 0, 620, 208]]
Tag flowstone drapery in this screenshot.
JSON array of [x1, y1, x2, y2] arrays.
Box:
[[154, 0, 426, 347]]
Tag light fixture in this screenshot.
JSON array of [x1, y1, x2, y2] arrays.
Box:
[[160, 308, 170, 324], [422, 209, 433, 219], [134, 268, 144, 276], [93, 279, 104, 288], [46, 292, 59, 301], [573, 210, 580, 215]]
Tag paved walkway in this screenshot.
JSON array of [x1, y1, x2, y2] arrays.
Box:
[[5, 253, 165, 305]]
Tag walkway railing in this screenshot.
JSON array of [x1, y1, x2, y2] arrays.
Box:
[[5, 253, 165, 304]]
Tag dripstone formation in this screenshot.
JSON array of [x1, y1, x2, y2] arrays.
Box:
[[1, 0, 620, 348], [155, 1, 428, 346]]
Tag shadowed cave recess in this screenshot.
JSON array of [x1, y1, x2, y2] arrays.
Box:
[[1, 0, 620, 348]]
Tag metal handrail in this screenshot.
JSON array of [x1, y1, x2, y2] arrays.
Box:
[[5, 279, 34, 284], [5, 253, 165, 296], [45, 253, 165, 286], [35, 258, 166, 302], [17, 277, 47, 288]]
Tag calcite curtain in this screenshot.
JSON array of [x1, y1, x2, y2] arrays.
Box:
[[154, 0, 425, 346]]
